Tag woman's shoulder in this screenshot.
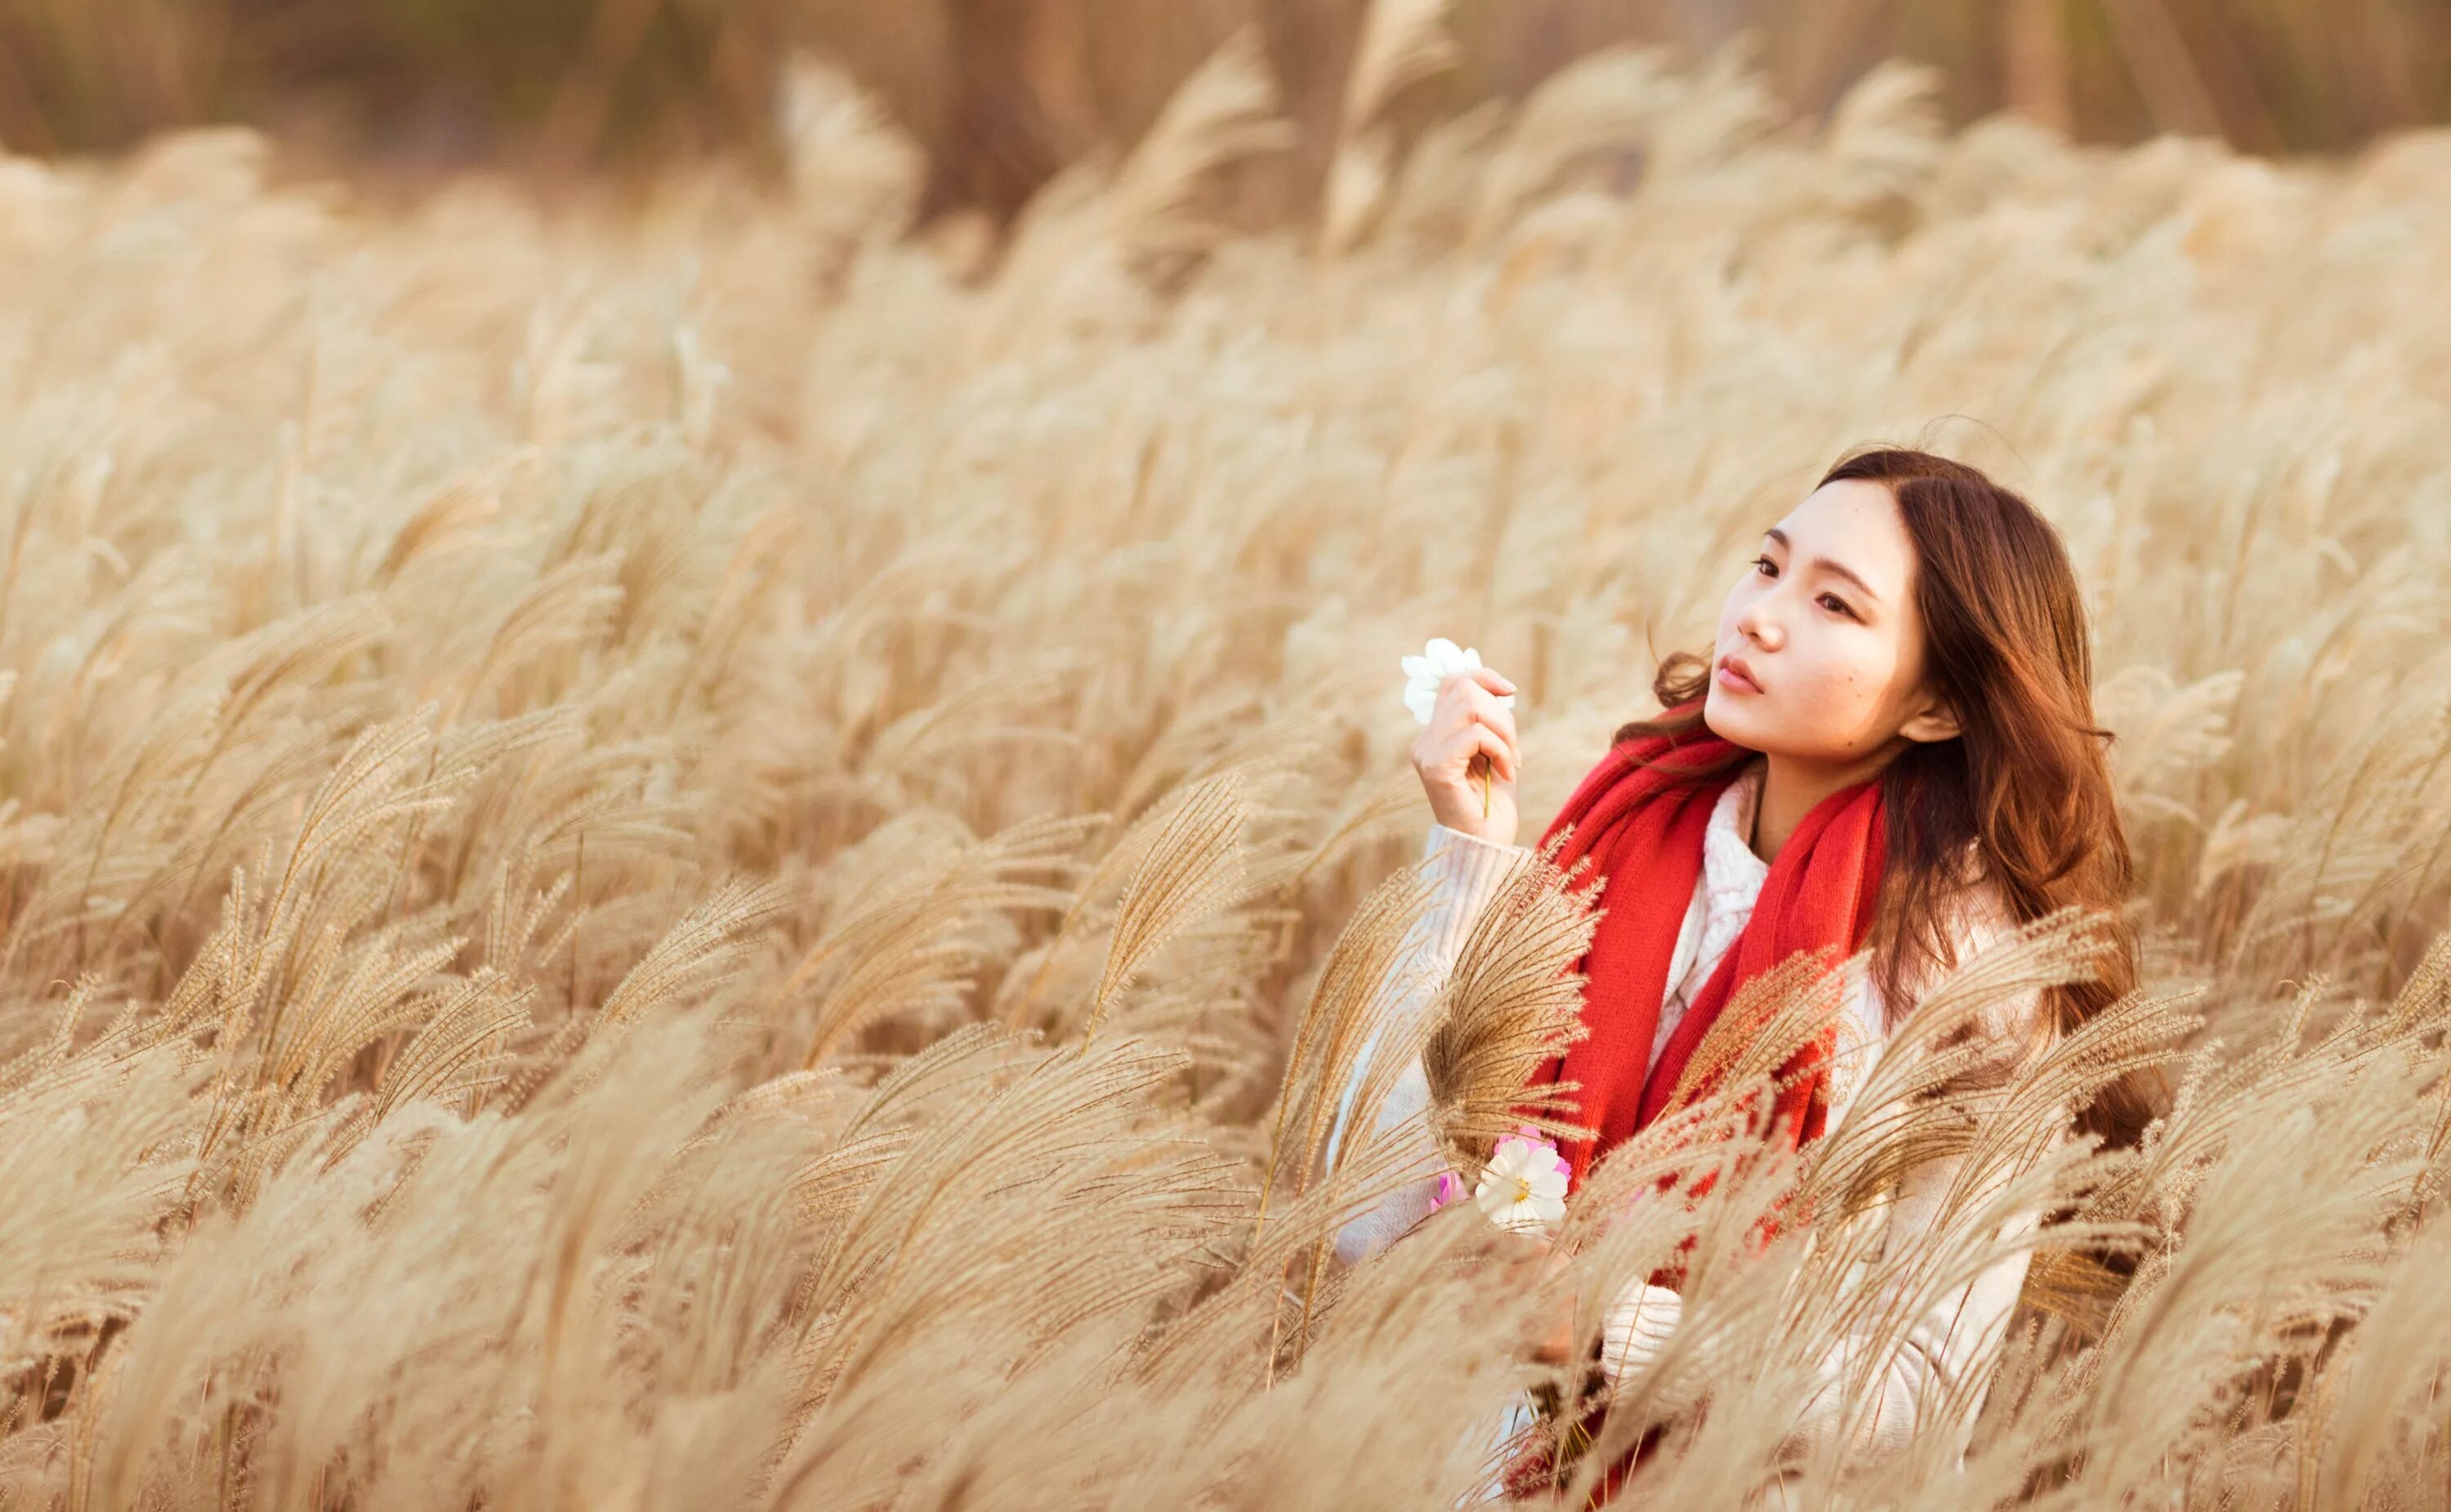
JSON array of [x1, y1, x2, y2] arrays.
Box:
[[1859, 868, 2039, 1024], [1922, 869, 2057, 1053], [1940, 868, 2020, 957], [1833, 872, 2047, 1116]]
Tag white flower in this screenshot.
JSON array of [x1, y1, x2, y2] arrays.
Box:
[[1472, 1132, 1569, 1235], [1400, 636, 1514, 725]]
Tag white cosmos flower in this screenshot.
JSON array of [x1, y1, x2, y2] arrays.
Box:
[[1472, 1132, 1570, 1235], [1400, 636, 1514, 725]]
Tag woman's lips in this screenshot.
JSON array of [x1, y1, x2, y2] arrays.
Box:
[[1715, 655, 1763, 694]]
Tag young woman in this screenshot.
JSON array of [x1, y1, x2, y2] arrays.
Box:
[[1326, 447, 2161, 1500]]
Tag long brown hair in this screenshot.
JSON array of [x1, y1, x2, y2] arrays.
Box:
[[1609, 446, 2165, 1152]]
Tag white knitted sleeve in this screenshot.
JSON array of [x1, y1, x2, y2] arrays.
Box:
[[1325, 821, 1532, 1264]]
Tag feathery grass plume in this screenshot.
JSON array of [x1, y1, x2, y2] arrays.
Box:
[[1322, 0, 1461, 254], [1635, 31, 1785, 184], [1279, 761, 1427, 894], [782, 811, 1087, 1067], [1267, 899, 1440, 1184], [1099, 908, 1287, 1097], [1256, 857, 1438, 1211], [775, 51, 926, 289], [1079, 770, 1250, 1044], [1108, 29, 1296, 293], [1265, 832, 1594, 1372], [1534, 920, 2179, 1501], [1469, 45, 1682, 246], [21, 38, 2451, 1506], [1418, 827, 1600, 1166], [2310, 1212, 2451, 1505], [588, 876, 788, 1042], [1377, 99, 1509, 250], [449, 553, 624, 721], [1547, 1099, 1832, 1502], [176, 594, 391, 782], [968, 153, 1153, 361], [1840, 968, 2208, 1361], [1108, 702, 1327, 847], [1794, 908, 2136, 1211], [364, 465, 512, 590], [1244, 1207, 1565, 1502], [1542, 1078, 1799, 1359], [1094, 859, 1433, 1386], [0, 1041, 199, 1358], [360, 968, 534, 1126], [1652, 946, 1852, 1126], [853, 656, 1089, 787], [1812, 58, 1948, 229], [2079, 1044, 2433, 1493], [784, 1032, 1239, 1416]]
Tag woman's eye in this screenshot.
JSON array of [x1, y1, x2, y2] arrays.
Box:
[[1752, 555, 1778, 577], [1819, 593, 1855, 618]]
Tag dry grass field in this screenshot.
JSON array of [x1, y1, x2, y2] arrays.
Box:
[[7, 26, 2451, 1510]]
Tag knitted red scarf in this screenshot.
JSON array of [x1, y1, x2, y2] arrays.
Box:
[[1501, 712, 1891, 1505], [1516, 712, 1890, 1198]]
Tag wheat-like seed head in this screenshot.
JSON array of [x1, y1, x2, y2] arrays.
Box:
[[7, 33, 2451, 1510]]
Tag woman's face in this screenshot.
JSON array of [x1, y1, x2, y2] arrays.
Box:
[[1703, 478, 1958, 765]]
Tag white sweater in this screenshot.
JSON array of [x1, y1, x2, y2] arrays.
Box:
[[1325, 759, 2058, 1467]]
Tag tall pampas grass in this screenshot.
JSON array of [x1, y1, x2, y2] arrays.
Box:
[[6, 31, 2451, 1511]]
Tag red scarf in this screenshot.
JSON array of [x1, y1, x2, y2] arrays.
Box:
[[1517, 711, 1889, 1198], [1498, 712, 1889, 1506]]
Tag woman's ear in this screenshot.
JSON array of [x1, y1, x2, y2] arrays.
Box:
[[1900, 692, 1961, 744]]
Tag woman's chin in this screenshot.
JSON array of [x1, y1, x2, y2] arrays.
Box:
[[1702, 693, 1776, 754]]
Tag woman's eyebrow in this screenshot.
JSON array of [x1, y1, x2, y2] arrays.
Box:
[[1763, 528, 1882, 604]]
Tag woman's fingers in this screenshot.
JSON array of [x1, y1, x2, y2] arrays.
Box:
[[1481, 698, 1519, 756], [1440, 667, 1516, 722], [1466, 723, 1518, 784], [1436, 673, 1521, 770], [1451, 677, 1518, 752], [1434, 725, 1511, 786], [1467, 665, 1516, 699]]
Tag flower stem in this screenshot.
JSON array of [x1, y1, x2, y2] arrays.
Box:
[[1473, 753, 1493, 817]]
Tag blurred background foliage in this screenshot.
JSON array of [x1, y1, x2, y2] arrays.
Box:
[[2, 0, 2447, 218]]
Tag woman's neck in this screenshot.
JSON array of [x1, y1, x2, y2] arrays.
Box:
[[1749, 746, 1901, 864]]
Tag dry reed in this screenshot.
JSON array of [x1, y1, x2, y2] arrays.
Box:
[[4, 24, 2451, 1510]]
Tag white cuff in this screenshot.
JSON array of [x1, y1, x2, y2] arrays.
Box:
[[1421, 823, 1533, 960], [1596, 1282, 1684, 1383]]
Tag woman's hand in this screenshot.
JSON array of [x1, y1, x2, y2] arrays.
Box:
[[1527, 1287, 1580, 1366], [1411, 665, 1520, 845], [1494, 1227, 1582, 1365], [1527, 1242, 1581, 1366]]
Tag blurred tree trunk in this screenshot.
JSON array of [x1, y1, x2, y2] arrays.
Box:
[[10, 0, 2451, 197], [2002, 0, 2071, 135], [1780, 0, 1886, 121], [2168, 0, 2283, 153], [1254, 0, 1368, 219], [1667, 0, 1749, 47], [535, 0, 664, 180], [920, 0, 1100, 225], [2100, 0, 2223, 138]]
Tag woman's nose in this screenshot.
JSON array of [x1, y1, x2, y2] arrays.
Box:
[[1736, 601, 1783, 650]]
